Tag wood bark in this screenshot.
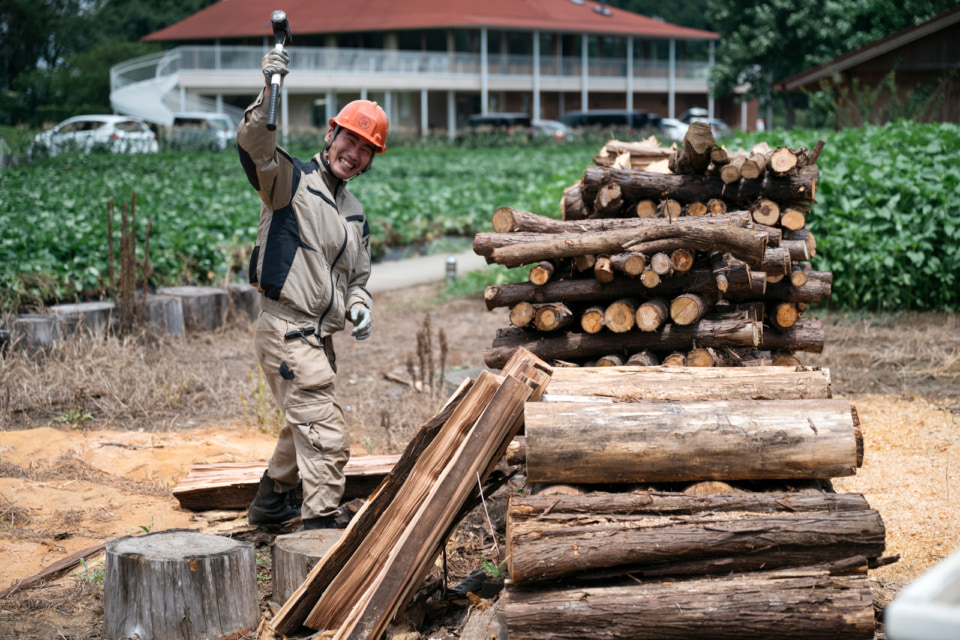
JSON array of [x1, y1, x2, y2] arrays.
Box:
[[785, 227, 817, 258], [506, 493, 884, 583], [560, 182, 586, 221], [669, 121, 715, 174], [751, 223, 782, 247], [626, 350, 659, 366], [524, 398, 862, 484], [635, 298, 669, 332], [579, 165, 818, 209], [502, 570, 875, 640], [603, 298, 638, 333], [761, 246, 793, 276], [595, 354, 625, 367], [782, 238, 810, 261], [105, 530, 259, 640], [171, 455, 400, 511], [594, 182, 623, 216], [483, 313, 760, 369]]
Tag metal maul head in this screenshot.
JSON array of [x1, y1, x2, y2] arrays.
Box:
[[271, 10, 291, 46]]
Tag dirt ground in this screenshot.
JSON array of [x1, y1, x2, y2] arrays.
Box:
[[1, 283, 959, 639]]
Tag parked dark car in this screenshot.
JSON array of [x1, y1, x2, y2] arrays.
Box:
[[562, 109, 662, 130]]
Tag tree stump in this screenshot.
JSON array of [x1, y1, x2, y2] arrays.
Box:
[[158, 286, 229, 333], [104, 530, 258, 640], [227, 282, 260, 325], [11, 314, 59, 353], [50, 301, 116, 337], [144, 294, 185, 338], [272, 529, 345, 605]]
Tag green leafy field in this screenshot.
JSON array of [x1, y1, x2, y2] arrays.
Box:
[[2, 121, 958, 311]]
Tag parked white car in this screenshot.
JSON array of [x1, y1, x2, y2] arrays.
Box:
[[33, 115, 159, 157], [532, 119, 573, 141], [660, 107, 731, 142]]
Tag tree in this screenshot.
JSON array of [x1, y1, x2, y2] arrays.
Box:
[[706, 0, 959, 128], [607, 0, 713, 32]]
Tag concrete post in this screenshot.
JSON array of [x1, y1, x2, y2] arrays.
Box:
[[626, 37, 634, 113], [533, 31, 541, 120], [421, 88, 428, 137], [581, 34, 588, 111], [481, 27, 489, 114], [668, 38, 676, 118]]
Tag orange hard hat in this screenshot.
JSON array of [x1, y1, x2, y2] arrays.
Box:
[[329, 100, 388, 154]]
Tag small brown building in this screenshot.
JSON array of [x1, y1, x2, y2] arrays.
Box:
[[778, 5, 960, 126]]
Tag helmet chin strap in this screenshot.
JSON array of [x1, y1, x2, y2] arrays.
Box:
[[324, 125, 374, 181]]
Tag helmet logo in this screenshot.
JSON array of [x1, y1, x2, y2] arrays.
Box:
[[357, 115, 373, 130]]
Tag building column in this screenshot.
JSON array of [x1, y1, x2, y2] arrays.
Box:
[[448, 90, 456, 141], [421, 88, 429, 137], [385, 91, 394, 127], [216, 94, 224, 113], [741, 100, 748, 131], [581, 34, 588, 111], [533, 31, 541, 120], [481, 27, 489, 114], [361, 88, 368, 100], [626, 37, 634, 112], [326, 90, 336, 121], [708, 40, 716, 119], [668, 38, 676, 118], [179, 86, 186, 111]]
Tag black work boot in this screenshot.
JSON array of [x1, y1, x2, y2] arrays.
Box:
[[302, 515, 338, 530], [248, 470, 300, 525]]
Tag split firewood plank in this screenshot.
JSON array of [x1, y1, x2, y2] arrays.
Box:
[[502, 568, 876, 640], [172, 455, 402, 511], [579, 165, 819, 210], [542, 365, 832, 402], [524, 398, 862, 484], [506, 492, 884, 583]]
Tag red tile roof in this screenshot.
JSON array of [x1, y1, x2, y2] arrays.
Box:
[[144, 0, 717, 42]]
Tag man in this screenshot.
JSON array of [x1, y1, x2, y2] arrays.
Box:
[[236, 47, 388, 529]]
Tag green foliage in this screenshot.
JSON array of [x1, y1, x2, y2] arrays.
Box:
[[74, 558, 105, 586], [607, 0, 713, 31], [474, 554, 506, 580], [52, 407, 94, 429], [726, 121, 960, 310]]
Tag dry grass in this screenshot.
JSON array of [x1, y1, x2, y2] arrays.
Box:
[[0, 451, 172, 498]]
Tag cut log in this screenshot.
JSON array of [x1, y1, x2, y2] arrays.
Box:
[[662, 351, 686, 366], [773, 353, 803, 367], [171, 455, 401, 511], [524, 398, 862, 484], [580, 306, 605, 334], [484, 313, 760, 369], [760, 318, 825, 353], [579, 165, 819, 209], [572, 253, 596, 271], [503, 569, 875, 640], [657, 198, 682, 220], [670, 248, 695, 273], [509, 301, 536, 328], [603, 298, 638, 334], [770, 146, 799, 174], [670, 293, 713, 326], [594, 182, 623, 216], [544, 365, 832, 401], [727, 278, 830, 305], [639, 268, 661, 288], [634, 199, 658, 218], [506, 492, 884, 584], [105, 530, 258, 640], [785, 228, 817, 258], [751, 198, 781, 225], [683, 201, 708, 217], [686, 347, 715, 367], [534, 303, 574, 332], [157, 286, 229, 333], [707, 198, 727, 214], [709, 146, 728, 165], [751, 223, 782, 247], [781, 207, 807, 231], [649, 251, 674, 276], [625, 350, 659, 366], [490, 207, 751, 236], [595, 354, 624, 367], [560, 182, 586, 221], [528, 261, 555, 286], [610, 252, 646, 276], [741, 151, 767, 179], [770, 302, 801, 332], [635, 298, 669, 332], [668, 121, 714, 175], [273, 529, 345, 605], [720, 154, 746, 184], [782, 238, 811, 262], [713, 348, 774, 367], [761, 246, 793, 276], [593, 255, 615, 283]]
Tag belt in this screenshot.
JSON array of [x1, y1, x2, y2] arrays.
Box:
[[260, 297, 321, 328]]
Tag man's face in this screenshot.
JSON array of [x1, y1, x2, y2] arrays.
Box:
[[325, 127, 376, 180]]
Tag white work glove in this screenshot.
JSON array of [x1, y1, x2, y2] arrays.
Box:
[[261, 49, 290, 87], [348, 304, 372, 340]]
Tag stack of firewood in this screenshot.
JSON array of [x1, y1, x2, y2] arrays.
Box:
[[499, 365, 892, 640], [476, 123, 830, 369]]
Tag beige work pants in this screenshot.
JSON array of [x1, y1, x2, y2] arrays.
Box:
[[254, 312, 350, 520]]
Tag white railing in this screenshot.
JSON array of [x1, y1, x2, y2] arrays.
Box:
[[126, 45, 711, 80]]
